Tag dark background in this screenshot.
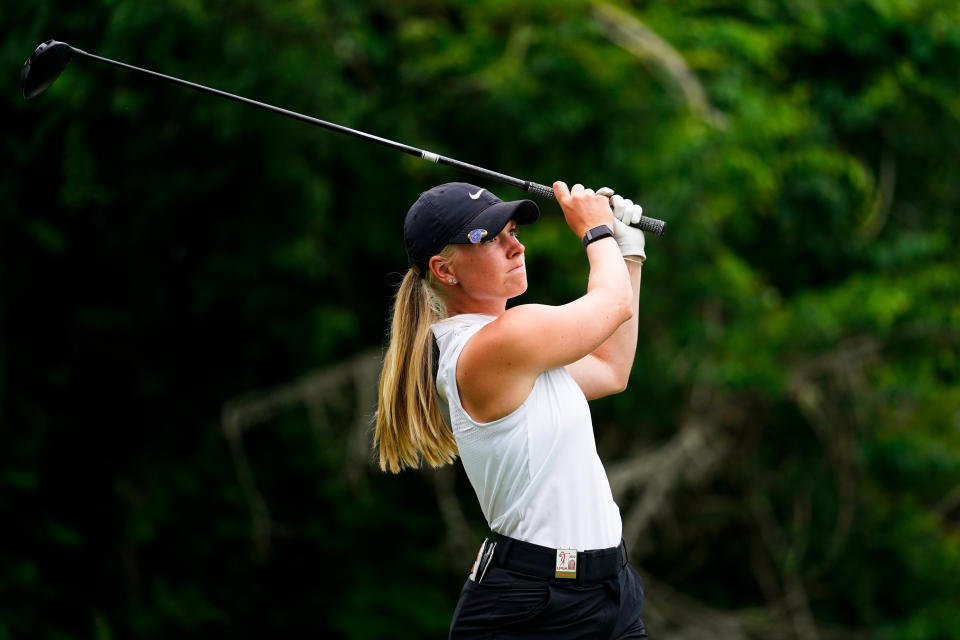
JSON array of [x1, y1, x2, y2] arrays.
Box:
[[2, 1, 959, 638]]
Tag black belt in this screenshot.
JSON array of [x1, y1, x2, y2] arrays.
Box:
[[489, 534, 628, 584]]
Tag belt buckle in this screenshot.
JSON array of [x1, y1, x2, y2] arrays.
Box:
[[555, 548, 577, 579]]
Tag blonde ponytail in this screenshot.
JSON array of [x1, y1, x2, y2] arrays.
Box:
[[375, 255, 458, 473]]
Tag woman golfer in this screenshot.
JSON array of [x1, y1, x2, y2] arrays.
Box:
[[376, 180, 648, 638]]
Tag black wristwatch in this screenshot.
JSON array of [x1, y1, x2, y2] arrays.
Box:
[[582, 225, 614, 248]]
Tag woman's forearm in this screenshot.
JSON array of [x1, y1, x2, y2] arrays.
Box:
[[589, 258, 642, 387]]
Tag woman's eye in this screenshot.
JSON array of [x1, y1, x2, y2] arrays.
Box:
[[482, 228, 517, 243]]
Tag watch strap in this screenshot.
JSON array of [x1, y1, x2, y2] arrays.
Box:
[[582, 225, 614, 248]]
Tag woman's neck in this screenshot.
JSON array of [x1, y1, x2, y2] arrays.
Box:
[[444, 297, 506, 318]]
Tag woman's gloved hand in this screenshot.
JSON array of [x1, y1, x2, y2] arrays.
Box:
[[597, 187, 646, 263]]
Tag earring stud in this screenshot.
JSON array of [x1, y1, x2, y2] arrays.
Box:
[[448, 278, 457, 284]]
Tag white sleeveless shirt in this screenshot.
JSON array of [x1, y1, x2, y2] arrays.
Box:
[[432, 313, 622, 551]]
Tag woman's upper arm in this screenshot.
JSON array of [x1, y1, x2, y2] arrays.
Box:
[[564, 355, 626, 400], [463, 294, 631, 380]]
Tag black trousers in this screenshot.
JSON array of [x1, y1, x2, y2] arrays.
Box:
[[449, 541, 647, 639]]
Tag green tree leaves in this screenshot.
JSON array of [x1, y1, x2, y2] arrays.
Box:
[[2, 0, 958, 637]]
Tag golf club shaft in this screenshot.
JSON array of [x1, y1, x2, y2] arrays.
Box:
[[70, 46, 666, 236]]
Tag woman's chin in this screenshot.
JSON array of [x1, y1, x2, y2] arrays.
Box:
[[507, 279, 528, 298]]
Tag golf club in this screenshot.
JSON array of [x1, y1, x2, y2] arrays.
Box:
[[22, 39, 666, 236]]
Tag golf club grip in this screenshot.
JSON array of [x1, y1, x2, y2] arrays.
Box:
[[525, 181, 667, 237]]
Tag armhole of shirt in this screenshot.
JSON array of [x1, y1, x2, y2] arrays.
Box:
[[447, 326, 530, 429]]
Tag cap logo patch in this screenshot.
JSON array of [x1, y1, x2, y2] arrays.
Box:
[[467, 229, 488, 243], [468, 188, 485, 200]]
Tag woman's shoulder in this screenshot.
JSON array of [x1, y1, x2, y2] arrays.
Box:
[[432, 313, 496, 337], [432, 314, 499, 358]]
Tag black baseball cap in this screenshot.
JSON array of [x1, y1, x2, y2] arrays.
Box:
[[404, 182, 540, 277]]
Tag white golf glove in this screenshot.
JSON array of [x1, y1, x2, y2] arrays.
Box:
[[597, 187, 646, 262]]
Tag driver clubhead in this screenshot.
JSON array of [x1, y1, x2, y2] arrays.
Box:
[[22, 40, 76, 99]]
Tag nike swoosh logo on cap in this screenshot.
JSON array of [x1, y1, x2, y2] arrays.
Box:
[[469, 189, 484, 200]]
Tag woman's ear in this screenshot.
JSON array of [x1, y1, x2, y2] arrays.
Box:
[[429, 255, 457, 284]]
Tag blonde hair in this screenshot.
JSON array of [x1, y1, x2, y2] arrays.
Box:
[[375, 246, 459, 473]]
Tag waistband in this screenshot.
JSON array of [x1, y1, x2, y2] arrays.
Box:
[[490, 534, 628, 584]]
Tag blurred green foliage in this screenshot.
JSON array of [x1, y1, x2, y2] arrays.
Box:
[[2, 0, 958, 638]]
